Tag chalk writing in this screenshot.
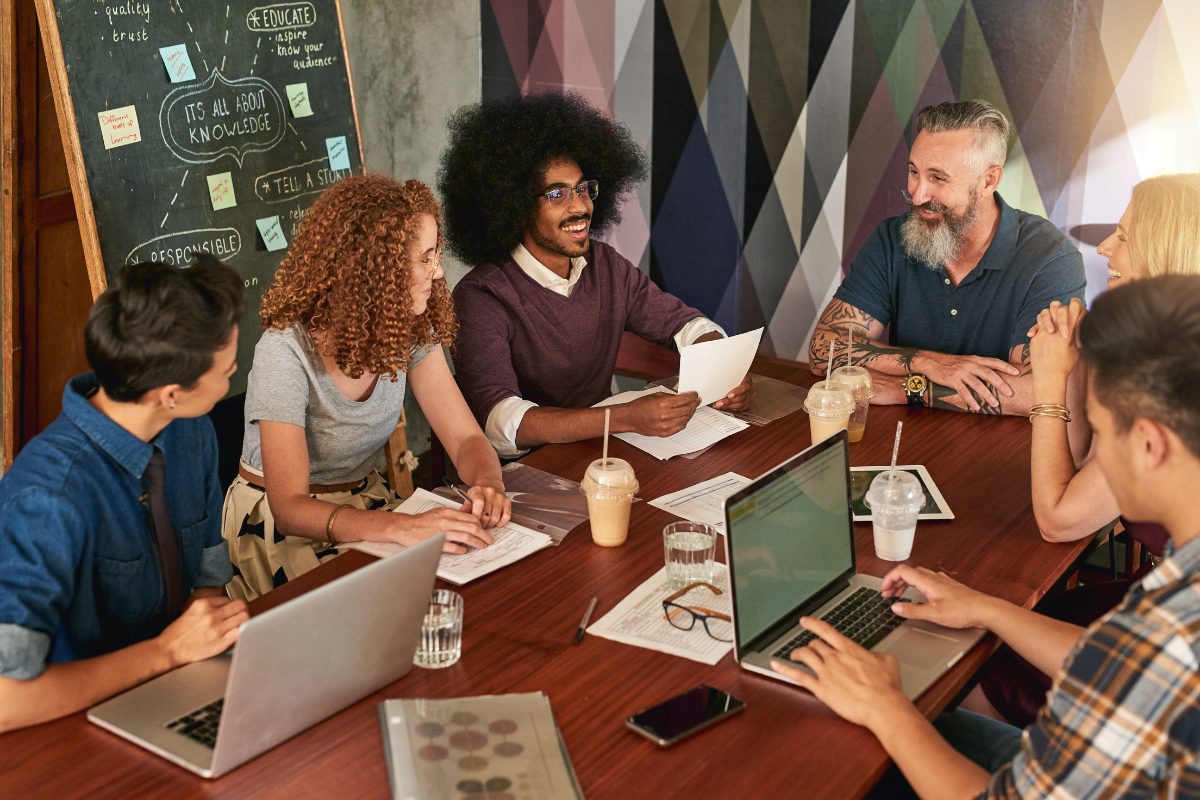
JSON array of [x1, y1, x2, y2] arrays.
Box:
[[97, 105, 141, 149], [253, 157, 349, 204], [207, 172, 237, 210], [246, 2, 316, 32], [125, 227, 242, 266], [159, 70, 286, 166], [159, 44, 197, 83]]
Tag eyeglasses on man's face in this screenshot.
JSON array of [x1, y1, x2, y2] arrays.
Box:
[[662, 582, 733, 642], [538, 180, 600, 208]]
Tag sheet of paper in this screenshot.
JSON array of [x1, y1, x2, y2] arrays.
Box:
[[586, 564, 733, 665], [207, 172, 236, 210], [648, 472, 750, 532], [325, 135, 351, 171], [285, 82, 313, 117], [96, 106, 141, 149], [678, 327, 763, 406], [593, 387, 749, 459], [341, 488, 553, 585], [158, 44, 196, 83], [256, 215, 287, 251]]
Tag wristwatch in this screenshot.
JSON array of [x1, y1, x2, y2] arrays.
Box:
[[905, 373, 930, 407]]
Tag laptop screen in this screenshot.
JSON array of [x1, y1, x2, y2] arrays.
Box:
[[725, 435, 854, 650]]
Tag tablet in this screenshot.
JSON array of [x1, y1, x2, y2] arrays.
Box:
[[849, 465, 953, 521]]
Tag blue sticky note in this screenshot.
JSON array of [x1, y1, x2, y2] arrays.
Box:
[[325, 136, 351, 172], [159, 44, 196, 83], [256, 216, 287, 252]]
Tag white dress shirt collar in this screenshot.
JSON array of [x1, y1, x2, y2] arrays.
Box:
[[511, 243, 588, 298]]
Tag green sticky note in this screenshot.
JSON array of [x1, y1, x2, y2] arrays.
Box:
[[285, 83, 313, 118], [256, 216, 287, 251], [207, 172, 236, 211]]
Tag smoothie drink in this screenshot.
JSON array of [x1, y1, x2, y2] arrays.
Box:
[[830, 366, 875, 443], [803, 380, 855, 443], [581, 458, 639, 547], [864, 470, 925, 561]]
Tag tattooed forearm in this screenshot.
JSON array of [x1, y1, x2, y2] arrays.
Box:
[[824, 300, 878, 328], [930, 382, 1003, 415], [1016, 343, 1032, 377]]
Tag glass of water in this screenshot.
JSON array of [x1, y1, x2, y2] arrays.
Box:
[[413, 589, 463, 669], [663, 522, 718, 590]]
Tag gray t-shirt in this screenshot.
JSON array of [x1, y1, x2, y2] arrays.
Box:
[[241, 324, 434, 484]]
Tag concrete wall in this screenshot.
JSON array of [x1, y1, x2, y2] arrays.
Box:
[[341, 0, 481, 457]]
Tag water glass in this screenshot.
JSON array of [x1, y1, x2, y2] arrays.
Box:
[[413, 589, 463, 669], [663, 522, 718, 590]]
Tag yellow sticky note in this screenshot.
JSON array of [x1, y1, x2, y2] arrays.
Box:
[[207, 172, 237, 211], [285, 83, 313, 118], [97, 105, 142, 149]]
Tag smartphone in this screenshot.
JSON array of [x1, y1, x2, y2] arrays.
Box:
[[624, 684, 745, 747]]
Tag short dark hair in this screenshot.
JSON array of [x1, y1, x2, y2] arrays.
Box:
[[85, 255, 245, 401], [1080, 274, 1200, 458], [437, 92, 648, 266]]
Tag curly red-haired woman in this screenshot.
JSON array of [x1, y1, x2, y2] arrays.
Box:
[[222, 174, 510, 601]]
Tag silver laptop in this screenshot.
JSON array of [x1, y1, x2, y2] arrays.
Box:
[[723, 432, 983, 700], [88, 533, 444, 778]]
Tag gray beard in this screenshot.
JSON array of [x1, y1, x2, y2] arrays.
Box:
[[900, 196, 979, 271]]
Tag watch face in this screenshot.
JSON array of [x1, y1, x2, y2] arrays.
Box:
[[905, 374, 927, 394]]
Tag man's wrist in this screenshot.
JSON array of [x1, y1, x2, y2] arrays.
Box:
[[864, 690, 923, 739]]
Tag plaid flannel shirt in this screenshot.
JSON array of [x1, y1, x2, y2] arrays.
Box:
[[981, 534, 1200, 799]]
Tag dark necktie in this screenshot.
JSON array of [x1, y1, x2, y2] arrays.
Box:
[[144, 451, 184, 620]]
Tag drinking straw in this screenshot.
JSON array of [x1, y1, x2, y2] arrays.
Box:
[[602, 408, 610, 465], [889, 421, 903, 481], [847, 327, 853, 369], [825, 339, 836, 389]]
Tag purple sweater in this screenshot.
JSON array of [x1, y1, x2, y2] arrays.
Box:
[[452, 240, 704, 426]]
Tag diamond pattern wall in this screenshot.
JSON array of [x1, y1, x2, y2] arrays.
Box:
[[482, 0, 1200, 359]]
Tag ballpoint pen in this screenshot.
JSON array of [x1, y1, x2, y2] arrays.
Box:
[[443, 478, 489, 518], [574, 596, 598, 644]]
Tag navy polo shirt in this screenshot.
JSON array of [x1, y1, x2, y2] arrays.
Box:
[[834, 193, 1085, 361], [0, 374, 232, 680]]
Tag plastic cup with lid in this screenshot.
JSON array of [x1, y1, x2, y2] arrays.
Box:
[[864, 470, 925, 561], [830, 366, 875, 443], [803, 379, 856, 443], [580, 458, 639, 547]]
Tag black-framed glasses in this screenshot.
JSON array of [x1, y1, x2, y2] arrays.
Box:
[[538, 180, 599, 208], [662, 582, 733, 642]]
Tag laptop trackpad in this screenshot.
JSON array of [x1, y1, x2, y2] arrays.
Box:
[[882, 628, 958, 670]]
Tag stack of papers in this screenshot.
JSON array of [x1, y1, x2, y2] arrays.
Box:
[[648, 472, 751, 532], [678, 327, 763, 405], [586, 564, 734, 665], [342, 488, 553, 585], [594, 387, 749, 459]]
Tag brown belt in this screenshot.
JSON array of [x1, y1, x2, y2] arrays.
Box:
[[238, 464, 364, 495]]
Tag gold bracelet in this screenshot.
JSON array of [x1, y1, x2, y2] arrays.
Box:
[[325, 503, 353, 546], [1029, 403, 1070, 414], [1029, 408, 1071, 422]]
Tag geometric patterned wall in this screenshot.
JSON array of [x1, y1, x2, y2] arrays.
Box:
[[482, 0, 1200, 359]]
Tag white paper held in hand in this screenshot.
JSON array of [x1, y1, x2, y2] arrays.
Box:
[[677, 327, 763, 406]]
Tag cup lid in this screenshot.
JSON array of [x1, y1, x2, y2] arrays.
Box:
[[864, 470, 925, 511], [803, 379, 855, 416], [581, 458, 639, 496], [830, 366, 876, 398]]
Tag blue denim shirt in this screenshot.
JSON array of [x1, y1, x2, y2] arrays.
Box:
[[0, 374, 231, 679], [835, 193, 1086, 360]]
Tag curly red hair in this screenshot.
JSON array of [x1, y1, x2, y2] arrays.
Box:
[[260, 174, 456, 379]]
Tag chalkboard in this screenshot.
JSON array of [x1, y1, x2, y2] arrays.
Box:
[[35, 0, 364, 395]]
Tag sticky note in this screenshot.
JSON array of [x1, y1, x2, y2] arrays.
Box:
[[326, 136, 351, 171], [96, 105, 141, 149], [285, 83, 313, 118], [159, 44, 196, 83], [207, 172, 237, 211], [256, 216, 287, 251]]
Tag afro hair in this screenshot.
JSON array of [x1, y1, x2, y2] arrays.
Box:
[[437, 92, 648, 267]]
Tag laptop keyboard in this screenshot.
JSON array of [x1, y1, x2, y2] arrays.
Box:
[[165, 698, 224, 748], [772, 587, 906, 658]]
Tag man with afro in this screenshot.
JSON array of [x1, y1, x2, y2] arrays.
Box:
[[439, 92, 754, 457]]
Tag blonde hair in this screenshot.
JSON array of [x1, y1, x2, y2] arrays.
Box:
[[1128, 173, 1200, 278]]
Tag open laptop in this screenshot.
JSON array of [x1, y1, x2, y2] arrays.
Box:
[[723, 432, 983, 700], [89, 532, 444, 778]]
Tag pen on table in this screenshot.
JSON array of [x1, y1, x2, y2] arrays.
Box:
[[443, 478, 489, 518], [574, 596, 598, 644]]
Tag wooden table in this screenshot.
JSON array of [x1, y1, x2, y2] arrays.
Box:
[[0, 344, 1091, 800]]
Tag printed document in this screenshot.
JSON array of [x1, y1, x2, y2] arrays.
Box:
[[648, 472, 751, 532], [678, 327, 763, 406], [586, 564, 734, 665], [342, 488, 553, 584], [594, 387, 749, 459]]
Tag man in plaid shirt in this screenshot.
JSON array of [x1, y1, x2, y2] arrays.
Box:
[[772, 274, 1200, 799]]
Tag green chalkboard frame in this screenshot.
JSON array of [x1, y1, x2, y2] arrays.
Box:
[[35, 0, 366, 396]]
